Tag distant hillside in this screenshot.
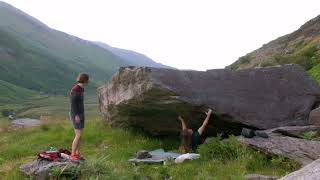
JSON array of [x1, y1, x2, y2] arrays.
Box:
[[94, 42, 173, 69], [0, 1, 172, 97], [0, 1, 131, 94], [226, 15, 320, 82], [0, 80, 39, 104]]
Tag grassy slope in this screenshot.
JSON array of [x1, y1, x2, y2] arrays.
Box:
[[0, 118, 298, 179], [0, 2, 130, 94], [0, 93, 98, 120], [0, 80, 39, 104], [228, 35, 320, 83], [308, 61, 320, 83], [0, 97, 299, 179], [226, 13, 320, 83]]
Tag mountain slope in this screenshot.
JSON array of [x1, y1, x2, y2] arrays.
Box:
[[94, 42, 173, 69], [226, 15, 320, 82], [0, 1, 134, 94], [0, 80, 39, 104]]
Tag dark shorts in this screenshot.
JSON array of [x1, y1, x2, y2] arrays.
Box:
[[191, 131, 202, 151], [70, 113, 85, 129]]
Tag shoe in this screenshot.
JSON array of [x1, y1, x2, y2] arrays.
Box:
[[70, 154, 80, 161], [75, 152, 80, 157], [74, 152, 85, 161]]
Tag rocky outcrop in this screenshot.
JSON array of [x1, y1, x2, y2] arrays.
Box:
[[271, 125, 320, 138], [281, 158, 320, 180], [20, 160, 79, 180], [238, 126, 320, 166], [245, 174, 279, 180], [309, 107, 320, 125], [98, 65, 320, 136]]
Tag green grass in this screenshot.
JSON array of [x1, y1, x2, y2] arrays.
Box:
[[0, 93, 98, 119], [198, 136, 299, 176], [272, 42, 320, 71], [302, 131, 319, 140], [308, 63, 320, 83], [0, 94, 300, 179], [0, 116, 299, 179], [0, 80, 40, 104]]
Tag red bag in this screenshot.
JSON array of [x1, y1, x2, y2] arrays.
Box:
[[58, 149, 71, 155], [38, 151, 60, 161]]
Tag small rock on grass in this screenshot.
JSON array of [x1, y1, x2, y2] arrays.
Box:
[[241, 128, 255, 138], [245, 173, 279, 180]]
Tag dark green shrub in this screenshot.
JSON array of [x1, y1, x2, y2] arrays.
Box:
[[308, 63, 320, 83], [197, 135, 300, 174], [40, 124, 50, 131], [50, 156, 118, 179], [1, 109, 13, 117], [245, 150, 269, 171], [198, 135, 244, 161], [274, 45, 320, 70], [50, 165, 79, 180], [260, 60, 279, 67], [78, 155, 118, 179], [270, 156, 299, 170], [239, 56, 251, 65], [302, 131, 318, 140]]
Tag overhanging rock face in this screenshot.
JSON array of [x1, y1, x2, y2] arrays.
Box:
[[98, 65, 320, 136]]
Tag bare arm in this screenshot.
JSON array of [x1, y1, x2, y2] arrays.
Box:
[[198, 109, 213, 135], [179, 116, 187, 130], [204, 109, 213, 121]]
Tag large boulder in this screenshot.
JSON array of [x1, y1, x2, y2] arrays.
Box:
[[98, 65, 320, 136], [309, 107, 320, 125], [281, 158, 320, 180]]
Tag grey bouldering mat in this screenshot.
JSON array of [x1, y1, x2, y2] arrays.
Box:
[[129, 149, 181, 164]]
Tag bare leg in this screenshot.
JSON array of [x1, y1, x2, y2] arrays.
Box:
[[72, 129, 82, 156], [197, 109, 213, 136], [179, 116, 187, 130]]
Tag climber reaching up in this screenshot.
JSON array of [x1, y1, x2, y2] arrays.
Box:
[[178, 108, 213, 153]]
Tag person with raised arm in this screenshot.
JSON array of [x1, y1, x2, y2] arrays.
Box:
[[178, 109, 213, 153]]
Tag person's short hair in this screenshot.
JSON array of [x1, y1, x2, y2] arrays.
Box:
[[76, 73, 89, 83]]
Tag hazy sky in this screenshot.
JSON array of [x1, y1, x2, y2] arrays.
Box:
[[3, 0, 320, 70]]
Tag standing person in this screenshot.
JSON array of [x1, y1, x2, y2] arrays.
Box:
[[178, 109, 213, 153], [69, 73, 89, 161]]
